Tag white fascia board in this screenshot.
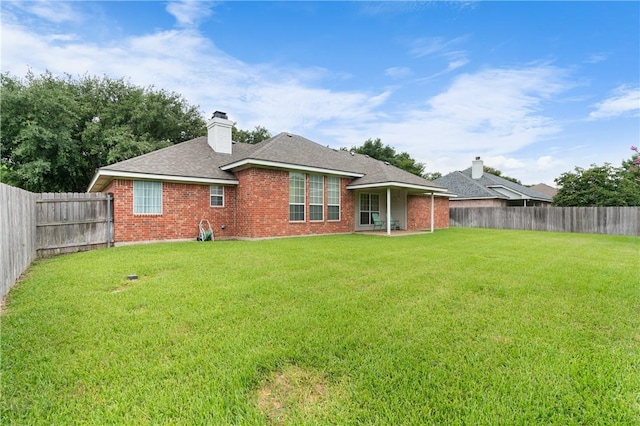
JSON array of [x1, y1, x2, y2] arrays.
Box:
[[88, 169, 238, 191], [346, 181, 449, 192], [87, 172, 103, 192], [452, 196, 505, 201], [221, 159, 364, 178], [487, 185, 527, 199]]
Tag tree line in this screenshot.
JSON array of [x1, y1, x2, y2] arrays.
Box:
[[2, 71, 638, 206]]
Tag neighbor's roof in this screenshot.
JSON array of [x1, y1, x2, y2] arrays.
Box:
[[530, 183, 558, 198], [88, 132, 447, 194], [434, 168, 553, 202]]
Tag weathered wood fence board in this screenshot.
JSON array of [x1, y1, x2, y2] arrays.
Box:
[[36, 192, 113, 257], [1, 184, 37, 300], [1, 184, 113, 299], [450, 207, 640, 236]]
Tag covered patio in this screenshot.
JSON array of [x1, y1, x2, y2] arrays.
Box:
[[349, 183, 453, 236]]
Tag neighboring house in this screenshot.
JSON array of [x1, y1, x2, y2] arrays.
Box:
[[435, 157, 553, 207], [88, 112, 452, 243], [530, 183, 558, 199]]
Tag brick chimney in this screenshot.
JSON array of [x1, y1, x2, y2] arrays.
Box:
[[207, 111, 232, 154], [472, 156, 483, 179]]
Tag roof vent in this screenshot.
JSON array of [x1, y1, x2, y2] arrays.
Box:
[[212, 111, 228, 119]]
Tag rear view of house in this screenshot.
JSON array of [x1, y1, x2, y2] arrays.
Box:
[[88, 112, 452, 243]]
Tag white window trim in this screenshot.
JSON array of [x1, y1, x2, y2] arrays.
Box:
[[133, 180, 162, 215], [328, 176, 341, 221], [210, 185, 224, 207], [289, 172, 305, 222], [359, 192, 380, 225], [309, 174, 324, 222]]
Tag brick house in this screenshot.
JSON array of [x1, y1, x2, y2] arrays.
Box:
[[88, 112, 452, 243], [435, 157, 553, 207]]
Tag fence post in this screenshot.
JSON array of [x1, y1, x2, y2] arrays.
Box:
[[106, 193, 113, 248]]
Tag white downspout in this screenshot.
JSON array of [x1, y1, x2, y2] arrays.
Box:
[[386, 188, 392, 235], [430, 193, 435, 233]]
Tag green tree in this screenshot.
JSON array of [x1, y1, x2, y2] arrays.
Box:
[[553, 163, 640, 206], [348, 138, 426, 177], [623, 145, 640, 178], [1, 71, 206, 192], [232, 125, 271, 144], [423, 171, 442, 181]]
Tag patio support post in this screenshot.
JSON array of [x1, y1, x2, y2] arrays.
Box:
[[430, 192, 435, 233], [386, 187, 392, 235]]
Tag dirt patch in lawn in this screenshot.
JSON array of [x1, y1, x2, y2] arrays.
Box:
[[256, 365, 331, 425]]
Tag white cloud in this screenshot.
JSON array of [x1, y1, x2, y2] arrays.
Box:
[[17, 1, 83, 24], [385, 67, 412, 79], [484, 155, 526, 170], [585, 53, 607, 64], [446, 57, 469, 71], [589, 86, 640, 119], [320, 64, 572, 184], [409, 36, 468, 58], [535, 155, 564, 170], [166, 1, 213, 28], [409, 36, 470, 79]]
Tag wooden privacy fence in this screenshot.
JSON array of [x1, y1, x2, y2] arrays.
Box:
[[36, 192, 114, 257], [450, 207, 640, 236], [1, 184, 37, 299], [1, 183, 113, 299]]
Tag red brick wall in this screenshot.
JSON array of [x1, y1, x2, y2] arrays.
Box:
[[234, 169, 355, 239], [105, 179, 236, 243], [407, 195, 450, 230], [103, 170, 448, 242]]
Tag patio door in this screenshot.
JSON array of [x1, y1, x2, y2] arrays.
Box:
[[359, 193, 380, 225]]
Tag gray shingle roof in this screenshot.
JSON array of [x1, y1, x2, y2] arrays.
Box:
[[435, 168, 553, 201], [90, 132, 446, 193], [101, 137, 239, 180]]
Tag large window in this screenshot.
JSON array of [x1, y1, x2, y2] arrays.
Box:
[[210, 185, 224, 207], [359, 193, 379, 225], [309, 175, 324, 221], [133, 181, 162, 214], [289, 172, 305, 221], [327, 177, 340, 221]]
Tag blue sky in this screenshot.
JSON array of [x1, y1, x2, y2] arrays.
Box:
[[2, 1, 639, 185]]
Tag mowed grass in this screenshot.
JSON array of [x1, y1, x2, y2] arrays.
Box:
[[1, 228, 639, 425]]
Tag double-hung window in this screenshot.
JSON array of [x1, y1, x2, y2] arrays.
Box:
[[133, 181, 162, 214], [327, 177, 340, 221], [210, 185, 224, 207], [289, 172, 305, 221], [309, 175, 324, 221], [359, 193, 379, 225]]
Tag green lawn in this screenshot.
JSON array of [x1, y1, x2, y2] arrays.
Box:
[[2, 228, 639, 425]]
